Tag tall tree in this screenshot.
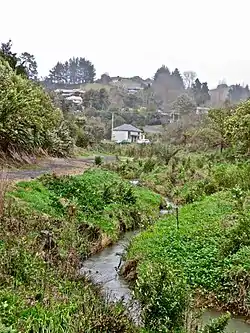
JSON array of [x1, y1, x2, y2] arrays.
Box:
[[0, 40, 27, 76], [171, 68, 184, 90], [201, 82, 210, 104], [172, 94, 196, 115], [192, 79, 210, 106], [228, 84, 250, 103], [208, 107, 232, 152], [48, 62, 66, 84], [183, 71, 196, 89], [47, 57, 96, 84], [154, 65, 170, 81], [100, 73, 111, 84], [19, 52, 38, 80], [99, 88, 110, 110]]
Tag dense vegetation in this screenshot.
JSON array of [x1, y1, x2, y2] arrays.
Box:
[[1, 36, 250, 332], [102, 142, 250, 331], [0, 169, 161, 332], [0, 58, 73, 161]]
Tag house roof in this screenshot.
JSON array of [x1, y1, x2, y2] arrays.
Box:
[[113, 124, 142, 132]]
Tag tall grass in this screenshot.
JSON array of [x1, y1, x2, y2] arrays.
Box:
[[0, 170, 9, 217], [0, 171, 143, 332]]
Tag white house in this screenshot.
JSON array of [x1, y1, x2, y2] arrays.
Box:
[[112, 124, 143, 143], [196, 107, 210, 115]]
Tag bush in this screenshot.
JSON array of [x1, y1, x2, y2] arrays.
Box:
[[0, 59, 73, 157], [135, 263, 190, 331], [95, 155, 103, 166]]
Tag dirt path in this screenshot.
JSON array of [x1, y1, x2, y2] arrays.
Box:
[[4, 156, 115, 182]]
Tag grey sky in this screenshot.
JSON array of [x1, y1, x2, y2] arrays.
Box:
[[1, 0, 249, 88]]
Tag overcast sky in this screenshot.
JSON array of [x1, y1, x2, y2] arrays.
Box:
[[1, 0, 249, 88]]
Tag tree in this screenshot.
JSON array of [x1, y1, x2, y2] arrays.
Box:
[[19, 52, 38, 80], [192, 79, 210, 106], [171, 68, 184, 90], [183, 71, 196, 89], [201, 82, 210, 104], [154, 65, 170, 81], [99, 88, 110, 110], [48, 62, 66, 84], [82, 88, 110, 110], [0, 40, 27, 76], [228, 84, 250, 103], [225, 100, 250, 153], [100, 73, 111, 84], [47, 57, 96, 84], [0, 58, 72, 156], [172, 94, 196, 115], [208, 107, 232, 152]]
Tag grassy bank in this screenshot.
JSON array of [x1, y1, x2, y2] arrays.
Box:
[[105, 150, 250, 204], [0, 169, 161, 332], [10, 169, 162, 255], [124, 190, 250, 330]]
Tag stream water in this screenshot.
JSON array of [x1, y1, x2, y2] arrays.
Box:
[[80, 231, 140, 323], [80, 181, 250, 332]]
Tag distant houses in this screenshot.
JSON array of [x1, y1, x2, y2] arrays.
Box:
[[55, 88, 85, 105]]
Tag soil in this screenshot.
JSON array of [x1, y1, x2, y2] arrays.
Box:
[[2, 156, 115, 182]]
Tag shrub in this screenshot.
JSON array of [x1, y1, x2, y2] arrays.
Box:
[[0, 59, 73, 158], [95, 155, 102, 166], [135, 263, 190, 331]]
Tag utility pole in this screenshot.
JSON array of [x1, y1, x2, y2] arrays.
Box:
[[111, 112, 114, 141]]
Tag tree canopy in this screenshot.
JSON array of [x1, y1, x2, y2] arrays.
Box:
[[0, 40, 38, 79], [192, 79, 210, 106], [0, 59, 73, 157], [47, 57, 96, 84]]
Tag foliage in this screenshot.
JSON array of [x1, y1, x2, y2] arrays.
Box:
[[47, 57, 96, 84], [0, 40, 27, 77], [19, 52, 38, 80], [183, 71, 197, 89], [126, 191, 250, 319], [201, 313, 230, 333], [171, 68, 185, 90], [135, 263, 190, 331], [172, 94, 196, 115], [82, 88, 110, 110], [0, 187, 137, 332], [192, 79, 210, 106], [0, 59, 73, 157], [10, 169, 162, 239], [154, 65, 170, 81], [228, 84, 250, 103], [208, 108, 232, 152], [95, 155, 103, 166], [225, 100, 250, 154]]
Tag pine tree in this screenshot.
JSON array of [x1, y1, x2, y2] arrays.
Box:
[[154, 65, 170, 81], [192, 79, 210, 106], [171, 68, 184, 90], [46, 57, 96, 84]]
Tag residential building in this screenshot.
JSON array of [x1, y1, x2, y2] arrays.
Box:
[[112, 124, 143, 143], [196, 107, 210, 115]]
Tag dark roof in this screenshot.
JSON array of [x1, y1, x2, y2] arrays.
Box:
[[113, 124, 142, 132]]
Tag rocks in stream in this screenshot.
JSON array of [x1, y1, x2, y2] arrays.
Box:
[[120, 259, 138, 282]]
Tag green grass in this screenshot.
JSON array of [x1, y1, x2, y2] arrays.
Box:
[[127, 191, 250, 316], [10, 168, 162, 244], [0, 168, 164, 332]]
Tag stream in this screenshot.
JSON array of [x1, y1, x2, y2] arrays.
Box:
[[80, 181, 250, 332]]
